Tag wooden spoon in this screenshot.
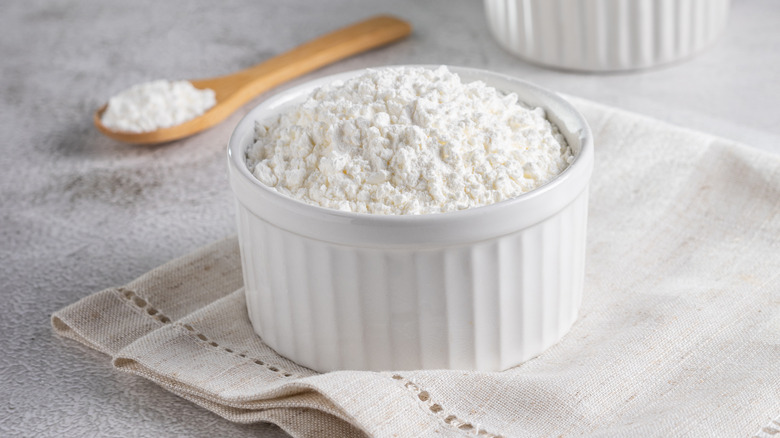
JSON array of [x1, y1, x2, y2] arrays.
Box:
[[94, 15, 411, 144]]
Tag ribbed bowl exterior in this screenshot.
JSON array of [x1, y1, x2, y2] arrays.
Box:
[[484, 0, 731, 71], [237, 189, 588, 372], [228, 66, 594, 372]]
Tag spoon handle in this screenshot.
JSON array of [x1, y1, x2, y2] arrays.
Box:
[[194, 15, 412, 108]]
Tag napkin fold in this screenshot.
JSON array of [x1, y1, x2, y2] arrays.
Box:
[[53, 97, 780, 438]]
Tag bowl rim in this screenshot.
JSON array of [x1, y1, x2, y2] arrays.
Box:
[[227, 65, 594, 245]]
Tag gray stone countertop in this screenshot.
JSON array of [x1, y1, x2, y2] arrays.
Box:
[[1, 0, 778, 436]]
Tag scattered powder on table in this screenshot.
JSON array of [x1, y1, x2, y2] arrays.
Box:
[[101, 80, 216, 133], [246, 66, 573, 215]]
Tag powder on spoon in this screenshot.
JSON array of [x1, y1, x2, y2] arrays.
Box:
[[101, 80, 216, 133]]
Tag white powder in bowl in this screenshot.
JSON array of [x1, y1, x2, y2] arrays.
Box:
[[246, 66, 573, 215], [101, 80, 216, 133]]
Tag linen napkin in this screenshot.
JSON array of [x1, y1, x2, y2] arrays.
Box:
[[52, 97, 780, 438]]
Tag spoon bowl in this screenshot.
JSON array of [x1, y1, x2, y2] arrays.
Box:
[[94, 15, 412, 144]]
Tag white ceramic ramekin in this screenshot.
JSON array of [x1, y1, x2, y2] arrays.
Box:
[[484, 0, 731, 71], [227, 66, 594, 372]]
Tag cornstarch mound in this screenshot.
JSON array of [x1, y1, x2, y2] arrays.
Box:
[[101, 80, 216, 133], [246, 66, 573, 215]]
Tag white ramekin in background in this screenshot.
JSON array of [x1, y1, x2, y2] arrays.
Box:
[[485, 0, 731, 72], [227, 66, 594, 372]]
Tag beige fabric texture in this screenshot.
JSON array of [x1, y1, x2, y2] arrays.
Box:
[[52, 97, 780, 438]]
